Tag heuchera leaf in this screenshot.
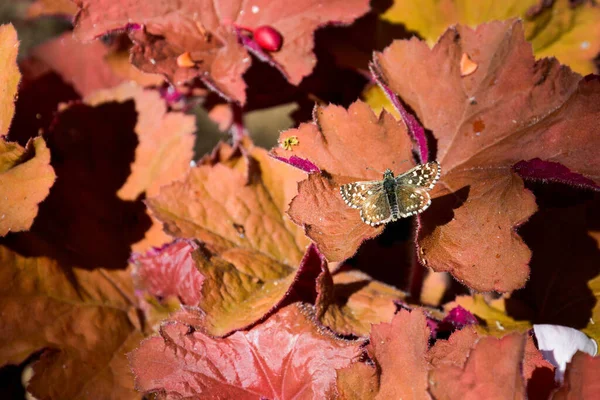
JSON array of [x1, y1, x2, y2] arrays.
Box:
[[145, 142, 317, 336], [429, 333, 528, 399], [0, 24, 20, 136], [0, 137, 56, 236], [318, 270, 407, 337], [72, 0, 370, 104], [553, 352, 600, 399], [336, 309, 431, 399], [129, 303, 362, 399], [447, 295, 532, 336], [131, 239, 205, 307], [27, 0, 78, 18], [374, 20, 600, 292], [84, 83, 196, 201], [272, 101, 415, 261], [0, 243, 144, 399], [381, 0, 600, 75], [0, 24, 56, 237]]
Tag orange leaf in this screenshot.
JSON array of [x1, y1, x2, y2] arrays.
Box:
[[145, 142, 315, 336], [336, 309, 431, 399], [273, 101, 415, 261], [0, 24, 20, 136], [429, 333, 528, 399], [0, 137, 55, 236], [375, 20, 600, 291], [0, 243, 144, 399]]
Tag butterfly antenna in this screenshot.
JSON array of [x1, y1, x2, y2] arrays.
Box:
[[365, 166, 385, 175]]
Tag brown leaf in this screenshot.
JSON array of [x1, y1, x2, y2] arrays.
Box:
[[429, 333, 528, 399], [145, 142, 317, 336], [273, 101, 416, 261], [84, 83, 196, 201], [0, 137, 56, 236], [0, 242, 143, 399], [319, 270, 406, 336], [130, 303, 362, 399], [553, 352, 600, 399], [0, 24, 20, 136], [336, 309, 431, 399], [427, 326, 479, 369], [374, 20, 600, 291], [73, 0, 370, 104], [27, 0, 78, 18]]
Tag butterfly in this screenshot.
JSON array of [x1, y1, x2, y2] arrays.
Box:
[[339, 161, 441, 226]]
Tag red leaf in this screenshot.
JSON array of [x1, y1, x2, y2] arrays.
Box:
[[144, 142, 325, 336], [429, 334, 528, 399], [273, 101, 415, 261], [132, 239, 205, 307], [374, 20, 600, 291], [553, 352, 600, 399], [129, 304, 362, 399], [72, 0, 370, 104], [336, 309, 431, 399]]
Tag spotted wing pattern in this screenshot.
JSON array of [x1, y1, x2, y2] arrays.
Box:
[[340, 180, 382, 209], [394, 161, 441, 217], [340, 181, 392, 226], [394, 161, 441, 189], [340, 161, 441, 226]]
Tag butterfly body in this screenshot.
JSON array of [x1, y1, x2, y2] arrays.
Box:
[[340, 162, 441, 226]]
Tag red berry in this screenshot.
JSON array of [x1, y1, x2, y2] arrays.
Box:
[[253, 25, 283, 52]]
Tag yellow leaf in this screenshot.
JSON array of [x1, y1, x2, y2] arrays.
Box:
[[382, 0, 600, 75]]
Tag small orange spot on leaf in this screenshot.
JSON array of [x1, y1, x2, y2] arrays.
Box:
[[460, 53, 478, 77], [472, 119, 486, 133], [177, 52, 195, 68]]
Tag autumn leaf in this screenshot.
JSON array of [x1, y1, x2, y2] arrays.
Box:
[[336, 309, 431, 399], [0, 239, 144, 399], [0, 137, 56, 236], [22, 32, 163, 97], [27, 0, 78, 18], [429, 333, 528, 399], [373, 20, 600, 292], [144, 141, 320, 336], [131, 239, 205, 307], [0, 24, 21, 136], [129, 303, 363, 399], [72, 0, 370, 104], [446, 295, 532, 336], [0, 25, 56, 237], [381, 0, 600, 75], [84, 83, 196, 201], [272, 101, 415, 261], [318, 269, 407, 336], [553, 352, 600, 399]]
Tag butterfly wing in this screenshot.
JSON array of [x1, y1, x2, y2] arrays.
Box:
[[395, 186, 432, 218], [393, 161, 441, 218], [394, 161, 441, 189], [340, 181, 383, 209], [340, 181, 392, 226]]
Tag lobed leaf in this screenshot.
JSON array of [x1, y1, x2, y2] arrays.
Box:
[[273, 101, 415, 261], [130, 303, 362, 399], [374, 19, 600, 291], [0, 137, 55, 236], [73, 0, 370, 104], [381, 0, 600, 75]]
